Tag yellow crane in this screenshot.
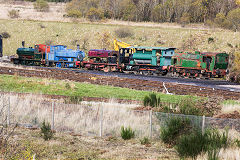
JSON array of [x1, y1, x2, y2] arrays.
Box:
[[113, 39, 132, 51]]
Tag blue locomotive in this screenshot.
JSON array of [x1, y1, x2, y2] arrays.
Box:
[[46, 45, 85, 68]]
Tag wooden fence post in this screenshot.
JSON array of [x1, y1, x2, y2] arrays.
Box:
[[52, 102, 55, 131], [7, 97, 10, 126], [149, 110, 152, 139], [99, 105, 103, 137], [202, 115, 205, 134]]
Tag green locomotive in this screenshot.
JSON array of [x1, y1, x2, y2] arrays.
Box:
[[118, 46, 176, 75], [171, 51, 229, 78]]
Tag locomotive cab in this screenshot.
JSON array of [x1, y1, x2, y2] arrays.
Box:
[[214, 53, 229, 70], [118, 48, 133, 65]]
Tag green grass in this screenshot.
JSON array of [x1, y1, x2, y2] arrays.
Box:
[[222, 100, 240, 105], [0, 74, 188, 102], [0, 19, 239, 56]]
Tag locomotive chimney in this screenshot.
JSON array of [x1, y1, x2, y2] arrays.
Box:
[[22, 41, 25, 48], [77, 44, 80, 50]]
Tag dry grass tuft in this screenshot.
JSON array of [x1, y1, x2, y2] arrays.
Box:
[[222, 102, 240, 114]]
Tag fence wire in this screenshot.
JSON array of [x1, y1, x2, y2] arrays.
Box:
[[2, 94, 240, 139]]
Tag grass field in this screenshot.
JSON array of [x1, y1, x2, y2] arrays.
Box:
[[0, 74, 187, 102], [1, 19, 240, 56]]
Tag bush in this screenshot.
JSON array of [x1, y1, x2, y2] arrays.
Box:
[[65, 95, 82, 104], [8, 9, 20, 19], [67, 9, 82, 18], [87, 7, 104, 21], [178, 97, 201, 116], [226, 8, 240, 31], [40, 120, 53, 141], [208, 37, 215, 44], [121, 126, 135, 140], [34, 0, 49, 12], [205, 129, 229, 160], [234, 139, 240, 148], [140, 137, 150, 145], [180, 12, 191, 26], [175, 129, 207, 159], [160, 117, 191, 146], [98, 31, 112, 50], [143, 93, 161, 108], [175, 129, 229, 160], [45, 40, 53, 45], [114, 27, 133, 38], [214, 13, 226, 27], [1, 32, 11, 39]]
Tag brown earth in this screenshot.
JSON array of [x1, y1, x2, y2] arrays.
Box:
[[0, 65, 239, 100], [215, 111, 240, 119]]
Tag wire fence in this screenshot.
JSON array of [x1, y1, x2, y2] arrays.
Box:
[[1, 94, 240, 139]]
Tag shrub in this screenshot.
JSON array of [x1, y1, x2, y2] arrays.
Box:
[[175, 129, 229, 160], [98, 31, 112, 50], [114, 27, 133, 38], [40, 120, 53, 141], [175, 129, 207, 159], [67, 9, 82, 18], [8, 9, 20, 19], [214, 13, 226, 27], [205, 129, 229, 160], [226, 8, 240, 31], [234, 139, 240, 148], [87, 7, 104, 21], [39, 23, 46, 29], [227, 43, 233, 48], [34, 0, 49, 12], [1, 32, 11, 39], [81, 36, 89, 51], [208, 37, 215, 44], [178, 97, 201, 116], [45, 40, 53, 45], [140, 137, 150, 145], [143, 93, 161, 108], [121, 126, 135, 140], [68, 95, 82, 104], [160, 117, 191, 146], [180, 12, 191, 26], [65, 83, 71, 89]]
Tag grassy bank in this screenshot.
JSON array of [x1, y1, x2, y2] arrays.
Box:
[[0, 74, 187, 102], [0, 19, 239, 56]]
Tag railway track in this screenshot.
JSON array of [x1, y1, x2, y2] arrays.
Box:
[[0, 63, 239, 100]]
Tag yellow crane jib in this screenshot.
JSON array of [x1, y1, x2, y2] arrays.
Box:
[[113, 39, 132, 51]]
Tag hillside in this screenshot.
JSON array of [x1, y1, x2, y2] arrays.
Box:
[[1, 18, 239, 57]]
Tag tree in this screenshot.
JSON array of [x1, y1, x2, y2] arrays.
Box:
[[87, 7, 104, 21], [214, 13, 226, 27], [120, 0, 137, 21], [34, 0, 49, 12], [226, 8, 240, 31], [236, 0, 240, 6]]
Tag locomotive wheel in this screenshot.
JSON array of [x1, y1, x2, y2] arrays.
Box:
[[143, 71, 148, 76], [162, 70, 168, 76]]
